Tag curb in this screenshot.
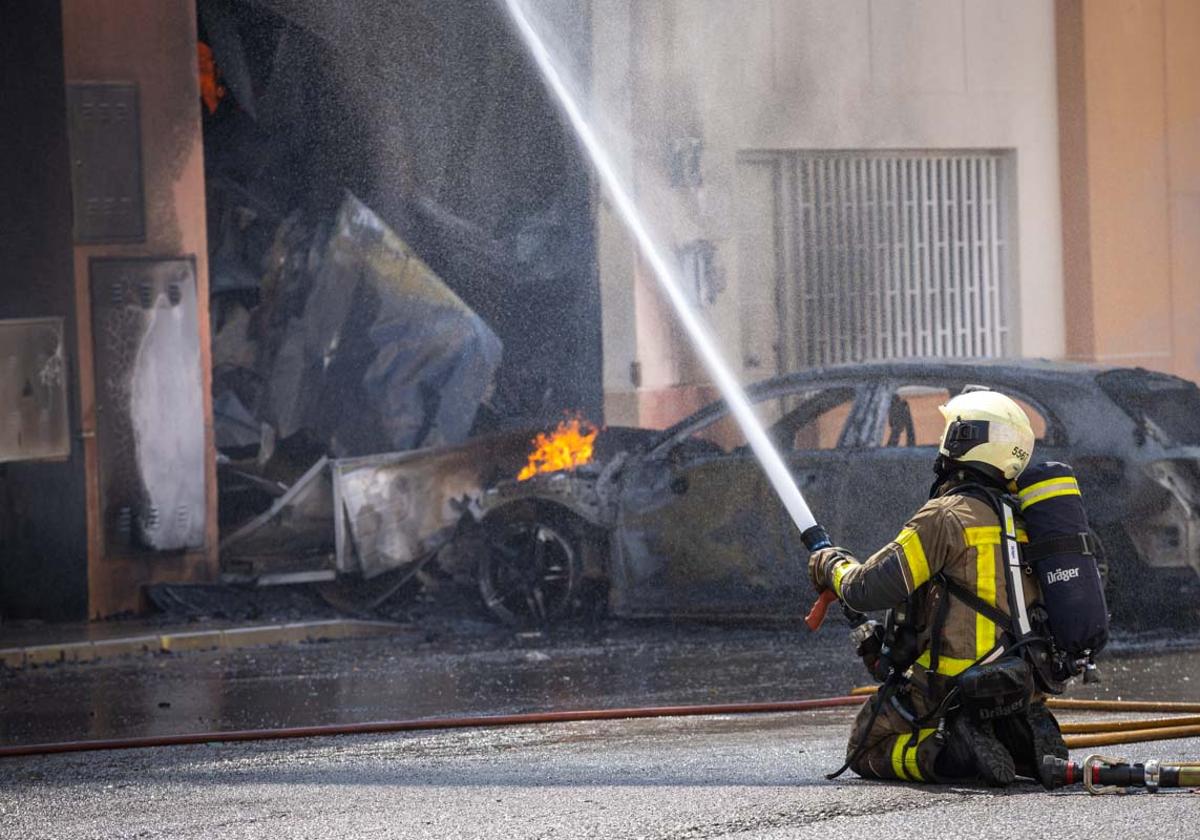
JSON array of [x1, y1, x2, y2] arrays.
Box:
[[0, 620, 401, 669]]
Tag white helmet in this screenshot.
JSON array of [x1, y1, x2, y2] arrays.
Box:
[[937, 389, 1035, 481]]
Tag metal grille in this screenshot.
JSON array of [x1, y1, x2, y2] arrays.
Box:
[[779, 151, 1013, 368]]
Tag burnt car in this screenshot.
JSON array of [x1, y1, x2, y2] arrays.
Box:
[[472, 359, 1200, 626]]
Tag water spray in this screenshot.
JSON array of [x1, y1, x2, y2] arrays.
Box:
[[502, 0, 833, 573]]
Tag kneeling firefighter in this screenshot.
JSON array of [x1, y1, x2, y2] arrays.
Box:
[[808, 388, 1109, 787]]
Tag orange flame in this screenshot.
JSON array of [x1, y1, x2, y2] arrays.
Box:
[[198, 42, 226, 115], [517, 417, 599, 481]]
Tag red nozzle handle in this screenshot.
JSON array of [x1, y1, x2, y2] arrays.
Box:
[[805, 589, 838, 632]]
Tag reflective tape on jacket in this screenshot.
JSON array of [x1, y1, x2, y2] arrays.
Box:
[[894, 528, 930, 591], [1017, 476, 1081, 511], [965, 527, 998, 659], [831, 561, 852, 599], [976, 550, 998, 659], [907, 526, 1026, 673], [914, 649, 976, 677], [962, 526, 1030, 546]]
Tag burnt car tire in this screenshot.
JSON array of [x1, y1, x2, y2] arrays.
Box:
[[477, 506, 583, 628]]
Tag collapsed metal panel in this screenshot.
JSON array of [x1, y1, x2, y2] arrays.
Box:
[[90, 258, 206, 552], [65, 82, 145, 243], [333, 430, 533, 579], [0, 318, 70, 463], [217, 432, 532, 583], [219, 457, 336, 578]]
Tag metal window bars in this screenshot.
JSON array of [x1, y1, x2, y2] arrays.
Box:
[[778, 151, 1012, 370]]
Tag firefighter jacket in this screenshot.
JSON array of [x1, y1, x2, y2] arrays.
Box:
[[821, 489, 1041, 702]]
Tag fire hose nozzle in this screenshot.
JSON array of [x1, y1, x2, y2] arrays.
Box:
[[801, 525, 832, 552], [801, 524, 856, 632]]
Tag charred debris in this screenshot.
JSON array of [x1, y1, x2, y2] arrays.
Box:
[[185, 0, 606, 621]]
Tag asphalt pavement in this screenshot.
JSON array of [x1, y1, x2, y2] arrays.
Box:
[[3, 710, 1197, 839], [2, 622, 1199, 838]]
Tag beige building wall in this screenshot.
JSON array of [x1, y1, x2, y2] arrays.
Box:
[[595, 0, 1065, 427], [1058, 0, 1200, 385]]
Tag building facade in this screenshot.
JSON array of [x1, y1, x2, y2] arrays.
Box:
[[594, 0, 1200, 428]]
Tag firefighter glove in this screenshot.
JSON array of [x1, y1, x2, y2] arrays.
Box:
[[852, 620, 886, 681], [808, 547, 858, 597]]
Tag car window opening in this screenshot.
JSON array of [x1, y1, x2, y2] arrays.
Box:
[[681, 387, 857, 455], [1097, 369, 1200, 446], [881, 385, 1049, 447]]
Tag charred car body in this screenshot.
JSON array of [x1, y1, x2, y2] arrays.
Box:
[[472, 360, 1200, 626]]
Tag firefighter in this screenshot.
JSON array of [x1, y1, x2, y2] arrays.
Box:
[[808, 389, 1068, 786]]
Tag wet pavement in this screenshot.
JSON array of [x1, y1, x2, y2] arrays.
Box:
[[2, 618, 1198, 747], [3, 620, 1200, 838], [2, 708, 1198, 839]]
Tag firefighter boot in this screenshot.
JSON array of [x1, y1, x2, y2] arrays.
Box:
[[950, 714, 1016, 787], [1027, 702, 1068, 787], [993, 701, 1067, 782]]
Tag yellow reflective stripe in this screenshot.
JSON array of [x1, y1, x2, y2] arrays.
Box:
[[965, 525, 1028, 545], [891, 732, 912, 780], [831, 561, 851, 599], [965, 526, 1001, 547], [904, 736, 924, 782], [976, 536, 997, 659], [891, 730, 935, 782], [915, 649, 976, 677], [1019, 477, 1081, 510], [1022, 487, 1082, 509], [1018, 476, 1079, 499], [910, 728, 938, 782], [895, 528, 930, 591]]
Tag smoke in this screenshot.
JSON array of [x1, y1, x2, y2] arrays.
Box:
[[502, 0, 821, 536]]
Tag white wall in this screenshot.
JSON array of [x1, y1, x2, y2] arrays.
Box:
[[594, 0, 1064, 423]]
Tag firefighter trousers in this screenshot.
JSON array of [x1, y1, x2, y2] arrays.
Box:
[[844, 692, 1057, 782]]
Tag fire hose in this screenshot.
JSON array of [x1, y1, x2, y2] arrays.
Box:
[[3, 688, 1196, 794], [0, 695, 866, 759]]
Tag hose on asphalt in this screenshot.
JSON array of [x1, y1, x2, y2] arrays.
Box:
[[6, 691, 1199, 759], [1064, 725, 1200, 749], [1059, 714, 1200, 734], [1046, 698, 1200, 714], [0, 695, 865, 759]]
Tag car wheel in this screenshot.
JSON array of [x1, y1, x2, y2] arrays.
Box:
[[477, 505, 583, 628]]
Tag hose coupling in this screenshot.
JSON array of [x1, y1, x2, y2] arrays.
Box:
[[1144, 760, 1161, 793]]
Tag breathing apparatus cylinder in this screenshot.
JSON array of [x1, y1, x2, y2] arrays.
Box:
[[1015, 462, 1109, 671]]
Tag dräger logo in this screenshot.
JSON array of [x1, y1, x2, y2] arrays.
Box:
[[1045, 567, 1081, 585]]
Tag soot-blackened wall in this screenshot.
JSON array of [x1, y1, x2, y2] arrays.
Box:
[[0, 3, 90, 620]]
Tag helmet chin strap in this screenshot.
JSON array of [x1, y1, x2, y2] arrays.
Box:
[[930, 455, 1007, 499]]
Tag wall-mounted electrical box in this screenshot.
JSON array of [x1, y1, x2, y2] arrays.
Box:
[[0, 318, 70, 464]]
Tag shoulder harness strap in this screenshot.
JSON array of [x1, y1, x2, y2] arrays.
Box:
[[926, 489, 1035, 684], [999, 499, 1033, 639], [942, 576, 1011, 629]]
